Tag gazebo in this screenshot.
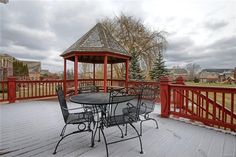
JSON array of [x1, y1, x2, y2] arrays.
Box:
[[60, 23, 131, 95]]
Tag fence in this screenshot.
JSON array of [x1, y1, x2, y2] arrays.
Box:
[[0, 77, 159, 102], [2, 76, 236, 131], [160, 76, 236, 131]]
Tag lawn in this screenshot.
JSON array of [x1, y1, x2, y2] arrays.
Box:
[[186, 82, 236, 88]]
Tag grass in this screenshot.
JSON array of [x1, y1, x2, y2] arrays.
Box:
[[186, 82, 236, 88]]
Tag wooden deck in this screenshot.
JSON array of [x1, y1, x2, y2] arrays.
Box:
[[0, 99, 235, 157]]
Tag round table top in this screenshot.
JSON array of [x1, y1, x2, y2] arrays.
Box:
[[70, 93, 135, 105]]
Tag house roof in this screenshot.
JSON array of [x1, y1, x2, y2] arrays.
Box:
[[201, 69, 233, 73], [61, 23, 129, 58], [0, 53, 15, 62]]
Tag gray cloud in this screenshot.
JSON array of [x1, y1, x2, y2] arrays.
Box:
[[0, 0, 235, 72], [167, 36, 194, 52], [207, 36, 236, 50], [166, 35, 236, 68], [204, 20, 228, 30]]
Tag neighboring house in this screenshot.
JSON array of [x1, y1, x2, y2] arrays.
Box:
[[199, 69, 234, 83], [22, 61, 41, 80], [0, 54, 13, 80], [40, 69, 50, 76], [40, 70, 60, 80], [168, 68, 188, 80]]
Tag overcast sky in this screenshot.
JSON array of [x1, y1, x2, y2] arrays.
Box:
[[0, 0, 236, 72]]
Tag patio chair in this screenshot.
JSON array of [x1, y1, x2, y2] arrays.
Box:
[[123, 87, 159, 136], [53, 86, 95, 155], [99, 88, 143, 157]]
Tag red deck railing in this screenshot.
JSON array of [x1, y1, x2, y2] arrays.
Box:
[[15, 80, 63, 100], [160, 76, 236, 131], [0, 80, 8, 102], [128, 81, 160, 101], [0, 78, 158, 102], [2, 76, 236, 132]]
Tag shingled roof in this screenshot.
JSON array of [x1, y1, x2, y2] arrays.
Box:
[[61, 23, 129, 57]]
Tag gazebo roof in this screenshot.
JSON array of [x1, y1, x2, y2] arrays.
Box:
[[61, 23, 130, 63]]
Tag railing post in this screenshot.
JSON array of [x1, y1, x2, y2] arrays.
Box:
[[8, 77, 16, 103], [175, 76, 185, 109], [160, 77, 170, 118]]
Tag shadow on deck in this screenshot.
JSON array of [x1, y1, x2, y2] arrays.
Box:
[[0, 99, 235, 157]]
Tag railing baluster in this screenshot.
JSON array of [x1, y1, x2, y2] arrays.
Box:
[[185, 89, 188, 115], [222, 92, 225, 129], [2, 82, 5, 101], [173, 88, 176, 113], [231, 93, 234, 127], [191, 90, 194, 114], [206, 91, 209, 119]]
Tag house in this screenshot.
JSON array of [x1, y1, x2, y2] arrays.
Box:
[[0, 53, 13, 80], [22, 60, 41, 80], [199, 69, 234, 83], [40, 70, 60, 80], [168, 68, 188, 80]]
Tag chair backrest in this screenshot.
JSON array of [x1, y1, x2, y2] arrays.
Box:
[[140, 87, 159, 112], [56, 85, 69, 123], [107, 88, 140, 119]]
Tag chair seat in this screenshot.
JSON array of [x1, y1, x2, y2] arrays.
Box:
[[103, 115, 138, 127], [123, 106, 153, 115], [67, 112, 94, 124]]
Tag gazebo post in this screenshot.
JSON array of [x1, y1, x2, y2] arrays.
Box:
[[111, 63, 113, 86], [104, 55, 108, 93], [125, 60, 129, 89], [74, 55, 78, 95], [93, 63, 95, 85], [63, 58, 67, 96]]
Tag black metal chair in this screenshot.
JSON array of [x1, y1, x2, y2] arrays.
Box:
[[123, 87, 159, 136], [99, 88, 143, 157], [53, 86, 95, 155]]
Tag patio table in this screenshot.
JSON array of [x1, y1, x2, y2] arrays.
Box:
[[70, 92, 136, 154]]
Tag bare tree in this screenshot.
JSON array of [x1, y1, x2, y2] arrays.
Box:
[[186, 63, 201, 81], [101, 13, 167, 78]]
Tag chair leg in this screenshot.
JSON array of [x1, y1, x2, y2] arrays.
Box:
[[129, 123, 143, 154], [149, 118, 159, 129], [98, 127, 101, 142], [140, 121, 143, 136], [125, 124, 128, 136], [142, 114, 159, 130], [117, 125, 124, 138], [90, 130, 94, 147], [53, 132, 77, 154], [100, 127, 109, 157], [93, 121, 101, 142], [60, 124, 67, 136]]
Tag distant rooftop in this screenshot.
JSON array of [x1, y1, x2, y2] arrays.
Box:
[[201, 69, 233, 73]]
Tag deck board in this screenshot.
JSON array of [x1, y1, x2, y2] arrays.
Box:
[[0, 100, 236, 157]]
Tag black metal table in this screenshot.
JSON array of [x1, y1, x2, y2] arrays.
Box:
[[70, 93, 135, 105], [70, 92, 137, 157]]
